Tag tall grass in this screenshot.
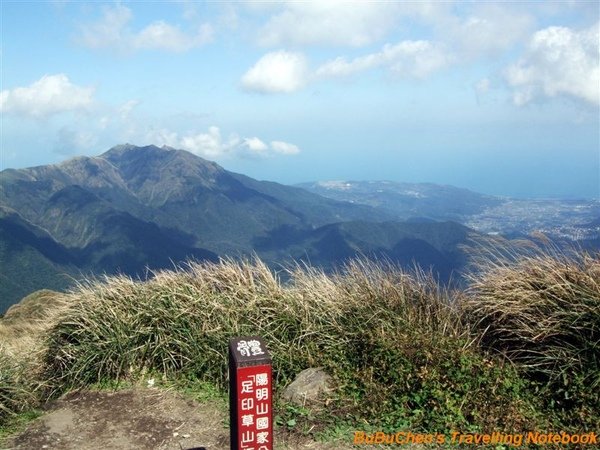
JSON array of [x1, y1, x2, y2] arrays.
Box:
[[46, 258, 463, 388], [464, 247, 600, 429], [41, 257, 542, 432], [0, 351, 39, 423], [0, 290, 68, 421], [2, 250, 598, 433]]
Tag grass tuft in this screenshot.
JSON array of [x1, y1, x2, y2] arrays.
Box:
[[1, 250, 598, 435], [464, 248, 600, 429]]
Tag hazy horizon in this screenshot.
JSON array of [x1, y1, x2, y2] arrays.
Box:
[[1, 142, 597, 201], [1, 1, 598, 199]]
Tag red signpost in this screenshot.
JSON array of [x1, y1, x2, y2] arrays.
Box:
[[229, 337, 273, 450]]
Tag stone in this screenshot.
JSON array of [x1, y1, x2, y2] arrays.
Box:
[[281, 367, 333, 406]]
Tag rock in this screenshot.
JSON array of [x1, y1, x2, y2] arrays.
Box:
[[281, 368, 333, 406]]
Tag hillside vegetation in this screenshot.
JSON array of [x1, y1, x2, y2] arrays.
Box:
[[1, 250, 599, 443], [1, 145, 485, 312]]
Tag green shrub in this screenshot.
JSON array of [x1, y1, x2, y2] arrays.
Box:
[[43, 258, 546, 433], [0, 351, 38, 425], [464, 251, 600, 430]]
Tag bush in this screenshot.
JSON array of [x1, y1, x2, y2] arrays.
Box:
[[0, 351, 38, 423], [43, 257, 545, 433], [464, 251, 600, 430], [0, 290, 65, 427]]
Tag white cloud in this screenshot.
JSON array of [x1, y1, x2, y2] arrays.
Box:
[[133, 21, 213, 52], [147, 128, 181, 149], [0, 74, 94, 118], [436, 4, 534, 58], [271, 140, 300, 155], [316, 40, 452, 80], [239, 2, 540, 92], [78, 4, 132, 50], [118, 99, 140, 120], [78, 4, 213, 53], [257, 1, 402, 47], [243, 137, 269, 153], [505, 22, 600, 105], [174, 0, 200, 21], [147, 126, 300, 159], [55, 127, 98, 155], [387, 41, 452, 79], [254, 1, 532, 54], [241, 51, 308, 93], [179, 126, 240, 159], [242, 40, 453, 95]]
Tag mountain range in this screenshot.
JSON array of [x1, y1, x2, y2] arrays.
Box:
[[0, 144, 492, 312], [298, 180, 600, 243], [296, 180, 503, 222]]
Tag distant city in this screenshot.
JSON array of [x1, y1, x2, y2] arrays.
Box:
[[465, 199, 600, 241], [298, 180, 600, 244]]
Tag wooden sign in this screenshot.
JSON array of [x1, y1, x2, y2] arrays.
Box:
[[229, 337, 273, 450]]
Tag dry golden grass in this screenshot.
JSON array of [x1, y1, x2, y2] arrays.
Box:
[[40, 258, 464, 394], [1, 290, 73, 421], [1, 290, 71, 358], [2, 249, 599, 432], [464, 248, 600, 378], [462, 241, 600, 429]]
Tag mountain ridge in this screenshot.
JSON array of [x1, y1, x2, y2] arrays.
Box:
[[1, 144, 487, 312], [296, 179, 503, 221]]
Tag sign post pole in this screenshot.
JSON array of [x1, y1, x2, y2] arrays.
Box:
[[229, 336, 273, 450]]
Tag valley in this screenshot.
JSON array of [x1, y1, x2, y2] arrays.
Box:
[[1, 144, 596, 313]]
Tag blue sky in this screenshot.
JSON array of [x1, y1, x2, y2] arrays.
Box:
[[1, 1, 598, 198]]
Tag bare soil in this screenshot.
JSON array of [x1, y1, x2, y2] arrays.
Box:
[[1, 388, 356, 450]]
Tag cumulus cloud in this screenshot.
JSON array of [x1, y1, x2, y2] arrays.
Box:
[[237, 3, 573, 95], [78, 4, 132, 50], [241, 40, 453, 94], [254, 1, 533, 56], [505, 22, 600, 105], [241, 51, 309, 93], [0, 74, 94, 118], [437, 4, 534, 58], [179, 126, 240, 159], [257, 1, 402, 47], [147, 126, 300, 159], [132, 21, 213, 52], [243, 137, 269, 154], [270, 140, 300, 155], [78, 4, 213, 53], [316, 40, 452, 79]]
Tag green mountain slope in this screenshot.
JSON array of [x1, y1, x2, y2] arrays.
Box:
[[0, 144, 484, 312], [255, 220, 474, 282], [0, 208, 78, 313]]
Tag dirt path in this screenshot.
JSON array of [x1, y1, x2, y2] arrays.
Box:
[[1, 388, 356, 450]]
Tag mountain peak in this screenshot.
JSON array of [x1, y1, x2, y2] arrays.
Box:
[[100, 143, 172, 159], [94, 143, 227, 205], [99, 143, 221, 172]]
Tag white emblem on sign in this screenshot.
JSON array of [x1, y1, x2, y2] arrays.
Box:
[[237, 340, 265, 357]]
